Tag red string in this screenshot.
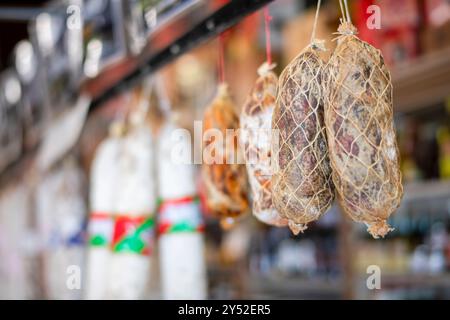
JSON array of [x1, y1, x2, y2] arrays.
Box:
[[264, 6, 272, 65], [218, 34, 225, 83]]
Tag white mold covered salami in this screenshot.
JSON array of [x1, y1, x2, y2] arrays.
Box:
[[37, 158, 86, 300], [0, 184, 37, 299], [240, 63, 287, 227], [324, 21, 403, 238], [107, 115, 156, 300], [85, 125, 121, 300], [272, 42, 334, 235], [157, 120, 207, 300]]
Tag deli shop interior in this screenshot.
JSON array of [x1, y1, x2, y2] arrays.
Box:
[[1, 0, 450, 300]]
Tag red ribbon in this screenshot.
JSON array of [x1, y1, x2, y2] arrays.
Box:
[[264, 6, 273, 65], [218, 34, 226, 83]]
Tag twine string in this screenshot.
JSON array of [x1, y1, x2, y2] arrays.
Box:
[[310, 0, 322, 44]]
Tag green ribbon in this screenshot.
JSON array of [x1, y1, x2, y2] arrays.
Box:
[[113, 218, 154, 255], [89, 235, 109, 247]]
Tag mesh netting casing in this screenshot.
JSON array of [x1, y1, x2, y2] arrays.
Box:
[[272, 45, 334, 235], [324, 22, 403, 238]]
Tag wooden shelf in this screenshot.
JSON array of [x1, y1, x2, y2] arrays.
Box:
[[393, 47, 450, 113]]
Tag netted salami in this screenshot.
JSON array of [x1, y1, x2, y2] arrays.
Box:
[[272, 41, 334, 235], [240, 63, 287, 227], [324, 19, 403, 238], [202, 84, 249, 225]]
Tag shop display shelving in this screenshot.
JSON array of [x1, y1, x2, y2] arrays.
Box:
[[0, 0, 275, 186], [393, 47, 450, 114]]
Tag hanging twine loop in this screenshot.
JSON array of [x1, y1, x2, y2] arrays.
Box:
[[263, 7, 273, 66], [334, 0, 358, 40], [310, 0, 327, 51], [258, 6, 276, 76]]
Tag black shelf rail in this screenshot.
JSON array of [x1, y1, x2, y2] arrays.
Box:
[[0, 0, 274, 186], [89, 0, 275, 111]]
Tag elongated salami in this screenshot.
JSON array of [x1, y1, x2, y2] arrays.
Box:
[[0, 71, 22, 173], [202, 84, 249, 226], [272, 42, 334, 235], [157, 121, 207, 300], [324, 21, 403, 238], [107, 117, 156, 300], [0, 184, 37, 299], [240, 63, 287, 227], [85, 125, 122, 300], [37, 158, 86, 300]]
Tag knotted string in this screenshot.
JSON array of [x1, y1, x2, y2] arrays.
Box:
[[334, 0, 358, 41]]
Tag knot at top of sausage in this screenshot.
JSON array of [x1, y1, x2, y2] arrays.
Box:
[[257, 62, 277, 77], [333, 22, 359, 43], [217, 82, 230, 98], [310, 39, 327, 52]]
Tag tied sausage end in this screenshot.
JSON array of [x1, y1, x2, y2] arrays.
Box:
[[288, 220, 308, 235], [366, 220, 394, 239]]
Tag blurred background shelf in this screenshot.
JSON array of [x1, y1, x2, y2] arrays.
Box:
[[403, 179, 450, 201], [381, 273, 450, 287], [247, 275, 342, 300], [393, 47, 450, 114]]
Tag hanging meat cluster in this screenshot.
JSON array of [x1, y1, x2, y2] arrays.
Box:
[[237, 1, 403, 238]]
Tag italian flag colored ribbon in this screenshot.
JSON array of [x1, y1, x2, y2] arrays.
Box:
[[88, 212, 114, 247], [158, 196, 205, 235], [111, 215, 155, 256]]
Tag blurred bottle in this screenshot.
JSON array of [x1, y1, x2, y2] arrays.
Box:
[[437, 125, 450, 179], [398, 119, 423, 182]]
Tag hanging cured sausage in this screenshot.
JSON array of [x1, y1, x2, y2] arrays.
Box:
[[272, 2, 334, 235], [240, 62, 287, 227], [157, 120, 208, 300], [85, 124, 122, 299], [324, 7, 403, 238], [202, 84, 249, 227], [106, 114, 156, 300], [36, 157, 86, 300]]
